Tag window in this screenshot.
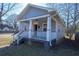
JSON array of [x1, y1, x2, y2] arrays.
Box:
[[42, 23, 47, 32], [51, 20, 56, 32]]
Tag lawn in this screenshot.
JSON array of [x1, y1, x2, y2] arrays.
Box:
[[0, 33, 79, 56], [0, 42, 79, 56]]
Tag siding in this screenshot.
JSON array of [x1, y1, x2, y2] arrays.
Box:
[[23, 7, 48, 19]]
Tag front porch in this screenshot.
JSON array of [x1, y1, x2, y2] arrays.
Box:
[[18, 15, 57, 46]]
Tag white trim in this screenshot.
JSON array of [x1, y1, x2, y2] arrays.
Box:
[[19, 14, 50, 22], [47, 16, 52, 46], [19, 13, 58, 22], [29, 20, 32, 38], [52, 12, 65, 26]]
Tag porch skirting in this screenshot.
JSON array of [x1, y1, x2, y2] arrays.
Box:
[[21, 37, 56, 49]]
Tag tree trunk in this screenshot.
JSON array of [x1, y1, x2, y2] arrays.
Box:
[[0, 12, 2, 29]]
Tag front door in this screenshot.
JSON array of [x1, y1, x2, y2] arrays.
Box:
[[34, 25, 37, 31], [34, 25, 38, 37]]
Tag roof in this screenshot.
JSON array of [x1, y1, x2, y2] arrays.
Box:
[[27, 4, 55, 11], [17, 4, 56, 20], [16, 4, 65, 26]]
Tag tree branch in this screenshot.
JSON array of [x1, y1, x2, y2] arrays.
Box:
[[0, 3, 4, 17], [2, 3, 16, 16]]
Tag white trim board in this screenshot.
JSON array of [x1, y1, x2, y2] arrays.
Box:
[[19, 14, 50, 22], [19, 13, 58, 22]]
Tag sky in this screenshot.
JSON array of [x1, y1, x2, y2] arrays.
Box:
[[3, 3, 27, 20]]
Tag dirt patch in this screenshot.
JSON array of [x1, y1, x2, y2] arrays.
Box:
[[0, 33, 13, 47]]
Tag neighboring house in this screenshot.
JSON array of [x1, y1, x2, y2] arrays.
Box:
[[3, 27, 10, 31], [0, 24, 14, 32], [15, 4, 65, 47]]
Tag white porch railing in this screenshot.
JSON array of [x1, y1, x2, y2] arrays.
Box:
[[32, 31, 46, 41], [32, 31, 57, 41], [15, 31, 57, 41]]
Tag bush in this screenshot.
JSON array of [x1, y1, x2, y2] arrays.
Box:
[[51, 39, 56, 47], [75, 32, 79, 40], [19, 38, 26, 44]]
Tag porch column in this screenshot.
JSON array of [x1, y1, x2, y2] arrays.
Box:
[[56, 21, 58, 40], [29, 20, 32, 38], [46, 16, 52, 46], [56, 20, 60, 44]]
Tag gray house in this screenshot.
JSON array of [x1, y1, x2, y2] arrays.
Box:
[[14, 4, 65, 47]]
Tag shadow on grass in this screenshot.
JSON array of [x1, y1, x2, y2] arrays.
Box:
[[0, 39, 79, 56]]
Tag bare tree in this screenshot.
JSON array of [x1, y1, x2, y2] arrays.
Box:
[[46, 3, 79, 39], [46, 3, 70, 33], [0, 3, 16, 29]]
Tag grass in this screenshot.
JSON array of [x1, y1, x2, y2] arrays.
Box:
[[0, 43, 79, 56], [0, 33, 79, 56]]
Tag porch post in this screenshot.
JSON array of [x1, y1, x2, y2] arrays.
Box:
[[56, 20, 59, 44], [44, 15, 51, 49], [29, 20, 32, 38], [28, 20, 32, 45], [47, 16, 52, 46]]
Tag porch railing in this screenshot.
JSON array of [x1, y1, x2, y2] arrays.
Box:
[[32, 31, 46, 40], [16, 31, 57, 41]]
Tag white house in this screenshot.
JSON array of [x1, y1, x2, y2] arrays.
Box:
[[3, 27, 10, 31], [15, 4, 65, 47]]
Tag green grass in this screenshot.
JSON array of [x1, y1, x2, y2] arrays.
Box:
[[0, 43, 79, 56]]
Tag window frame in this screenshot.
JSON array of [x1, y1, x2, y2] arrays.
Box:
[[42, 23, 47, 32]]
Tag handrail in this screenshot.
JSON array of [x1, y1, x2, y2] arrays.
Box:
[[13, 31, 25, 41], [17, 31, 24, 36]]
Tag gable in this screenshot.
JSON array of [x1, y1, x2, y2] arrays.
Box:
[[23, 6, 48, 19]]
